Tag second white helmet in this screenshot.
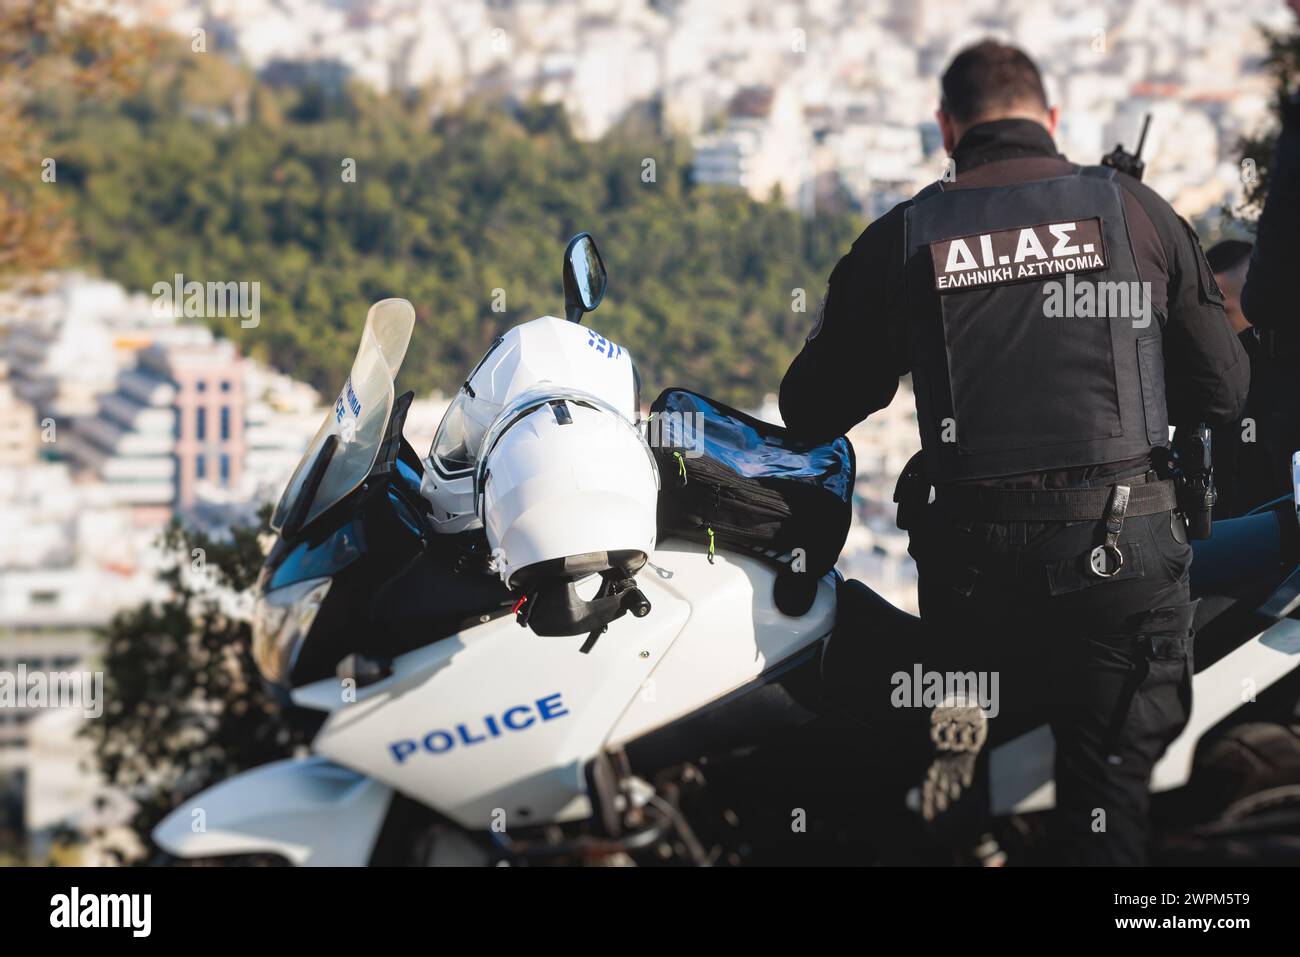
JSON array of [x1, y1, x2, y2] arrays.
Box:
[[422, 315, 640, 532]]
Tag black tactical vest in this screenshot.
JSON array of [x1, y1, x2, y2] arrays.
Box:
[[903, 166, 1169, 483]]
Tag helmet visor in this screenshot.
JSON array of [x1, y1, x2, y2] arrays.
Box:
[[430, 388, 478, 475]]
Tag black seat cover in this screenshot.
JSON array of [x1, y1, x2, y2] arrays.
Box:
[[820, 578, 925, 720]]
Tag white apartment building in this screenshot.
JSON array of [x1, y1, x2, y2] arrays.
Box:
[[0, 362, 39, 467], [693, 85, 814, 212], [59, 369, 178, 512], [242, 361, 325, 505], [3, 287, 123, 426], [0, 455, 162, 857], [60, 328, 247, 518], [824, 120, 929, 217]]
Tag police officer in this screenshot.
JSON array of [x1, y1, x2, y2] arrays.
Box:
[[1241, 0, 1300, 330], [1207, 240, 1299, 517], [781, 40, 1249, 865], [1231, 0, 1300, 513]]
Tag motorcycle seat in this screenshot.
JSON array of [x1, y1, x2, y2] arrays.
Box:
[[818, 577, 925, 721], [835, 577, 924, 641]]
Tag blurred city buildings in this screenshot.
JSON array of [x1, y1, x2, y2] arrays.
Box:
[[120, 0, 1291, 221], [0, 273, 328, 858]]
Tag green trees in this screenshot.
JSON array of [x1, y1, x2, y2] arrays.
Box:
[[82, 513, 312, 862], [0, 0, 157, 280], [39, 54, 858, 410]]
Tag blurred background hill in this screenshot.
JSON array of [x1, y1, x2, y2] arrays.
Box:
[[15, 7, 859, 410]]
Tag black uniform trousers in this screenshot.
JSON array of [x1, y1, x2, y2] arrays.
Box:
[[909, 506, 1197, 865]]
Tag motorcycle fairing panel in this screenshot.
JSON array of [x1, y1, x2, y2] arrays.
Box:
[[308, 540, 836, 830], [153, 756, 393, 866]]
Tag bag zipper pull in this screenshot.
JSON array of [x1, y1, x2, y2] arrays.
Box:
[[706, 526, 715, 564], [673, 450, 687, 485]]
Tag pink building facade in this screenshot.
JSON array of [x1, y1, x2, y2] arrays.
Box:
[[161, 343, 245, 510]]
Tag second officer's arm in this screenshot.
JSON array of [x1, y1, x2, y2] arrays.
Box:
[[779, 205, 910, 442], [1241, 94, 1300, 329], [1146, 195, 1251, 428], [1114, 172, 1249, 428]]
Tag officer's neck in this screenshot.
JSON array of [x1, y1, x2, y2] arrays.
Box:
[[951, 118, 1061, 172]]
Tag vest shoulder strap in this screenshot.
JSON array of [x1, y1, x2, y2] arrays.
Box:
[[913, 181, 945, 202], [1077, 164, 1117, 181]]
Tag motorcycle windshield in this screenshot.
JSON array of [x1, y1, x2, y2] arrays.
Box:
[[270, 299, 416, 534]]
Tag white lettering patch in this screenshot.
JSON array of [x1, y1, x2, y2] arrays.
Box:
[[930, 218, 1109, 292]]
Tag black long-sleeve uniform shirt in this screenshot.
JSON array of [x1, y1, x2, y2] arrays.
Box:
[[1224, 91, 1300, 512], [780, 119, 1250, 489], [1242, 92, 1300, 330]]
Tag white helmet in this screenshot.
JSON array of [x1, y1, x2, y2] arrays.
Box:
[[423, 233, 659, 635], [422, 315, 640, 532], [476, 385, 659, 590]]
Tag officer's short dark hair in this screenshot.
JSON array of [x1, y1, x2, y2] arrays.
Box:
[[940, 40, 1050, 124], [1206, 239, 1253, 276]]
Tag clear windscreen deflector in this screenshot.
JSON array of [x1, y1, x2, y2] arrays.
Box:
[[271, 299, 416, 534]]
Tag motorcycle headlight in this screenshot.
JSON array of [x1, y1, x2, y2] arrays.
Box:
[[252, 576, 332, 686]]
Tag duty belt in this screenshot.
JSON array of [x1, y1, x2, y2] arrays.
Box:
[[934, 474, 1178, 523]]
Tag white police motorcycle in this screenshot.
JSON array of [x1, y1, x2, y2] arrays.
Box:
[[154, 235, 1300, 865]]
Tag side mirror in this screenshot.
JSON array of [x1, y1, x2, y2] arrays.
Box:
[[562, 232, 607, 323]]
